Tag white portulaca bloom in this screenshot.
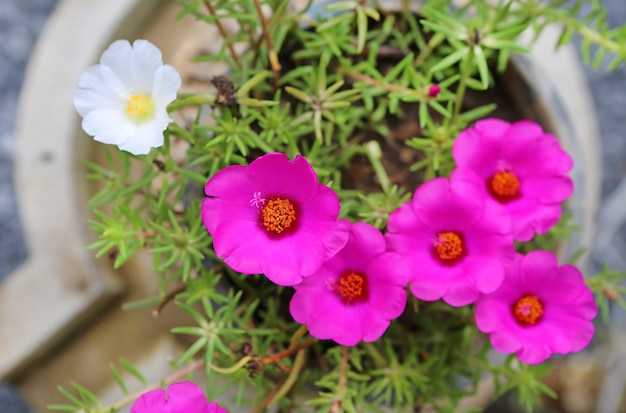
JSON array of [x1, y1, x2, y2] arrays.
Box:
[[73, 39, 181, 155]]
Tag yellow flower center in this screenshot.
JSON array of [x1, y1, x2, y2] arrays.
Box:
[[433, 232, 464, 262], [513, 295, 543, 325], [125, 94, 155, 123], [334, 272, 368, 304], [261, 198, 297, 235], [488, 170, 521, 203]]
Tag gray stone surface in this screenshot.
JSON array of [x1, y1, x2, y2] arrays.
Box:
[[0, 1, 58, 411]]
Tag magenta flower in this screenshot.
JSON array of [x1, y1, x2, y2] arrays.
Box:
[[289, 221, 409, 346], [385, 173, 515, 306], [202, 152, 350, 286], [453, 119, 574, 241], [130, 382, 228, 413], [475, 251, 596, 364]]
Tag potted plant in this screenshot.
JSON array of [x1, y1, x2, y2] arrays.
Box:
[[50, 0, 626, 412]]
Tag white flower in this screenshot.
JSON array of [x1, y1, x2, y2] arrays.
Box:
[[73, 39, 181, 155]]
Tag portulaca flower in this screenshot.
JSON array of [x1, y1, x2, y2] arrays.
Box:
[[73, 39, 181, 155]]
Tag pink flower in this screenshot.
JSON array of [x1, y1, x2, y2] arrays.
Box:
[[130, 382, 228, 413], [453, 119, 574, 241], [202, 153, 350, 286], [475, 251, 597, 364], [289, 221, 409, 346], [385, 173, 515, 306]]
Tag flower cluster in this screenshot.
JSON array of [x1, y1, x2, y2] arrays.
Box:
[[73, 40, 597, 368], [198, 120, 596, 363]]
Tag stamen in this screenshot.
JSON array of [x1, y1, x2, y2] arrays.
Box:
[[433, 232, 465, 263], [125, 94, 155, 123], [250, 192, 266, 208], [513, 295, 543, 325], [488, 170, 521, 203], [260, 197, 297, 235], [334, 271, 368, 304]]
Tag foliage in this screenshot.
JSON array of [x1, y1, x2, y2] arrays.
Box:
[[54, 1, 626, 413]]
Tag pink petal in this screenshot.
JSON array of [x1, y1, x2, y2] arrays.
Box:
[[506, 199, 562, 241], [248, 153, 319, 202], [413, 177, 484, 230], [359, 309, 392, 343], [368, 284, 407, 319], [298, 184, 341, 222], [453, 128, 501, 177], [475, 299, 511, 333], [260, 232, 327, 285], [209, 218, 265, 273], [474, 118, 512, 139], [367, 252, 411, 289], [519, 250, 558, 287], [130, 389, 166, 413], [502, 120, 544, 145], [305, 295, 352, 342], [516, 343, 552, 365], [204, 165, 257, 205], [521, 175, 574, 204], [207, 402, 230, 413], [464, 256, 505, 294], [201, 197, 257, 237], [337, 222, 386, 269], [165, 382, 207, 413], [408, 255, 451, 301], [490, 331, 522, 354], [442, 275, 479, 307], [289, 288, 330, 324], [543, 307, 595, 352], [298, 196, 350, 261]]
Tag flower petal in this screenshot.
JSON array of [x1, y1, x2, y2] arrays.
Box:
[[130, 389, 166, 413], [413, 176, 484, 230], [248, 153, 319, 202], [260, 231, 326, 285], [521, 175, 574, 204], [152, 65, 182, 107], [82, 109, 134, 145], [165, 382, 207, 413]]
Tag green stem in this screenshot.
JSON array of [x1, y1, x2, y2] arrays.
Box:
[[208, 356, 253, 374], [364, 141, 392, 194], [414, 33, 445, 68], [167, 95, 216, 112], [364, 343, 388, 368], [267, 348, 307, 408], [449, 47, 475, 127]]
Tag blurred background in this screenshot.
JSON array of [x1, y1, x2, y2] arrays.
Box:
[[1, 0, 626, 412]]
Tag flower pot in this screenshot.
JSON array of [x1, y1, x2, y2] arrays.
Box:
[[6, 0, 601, 411]]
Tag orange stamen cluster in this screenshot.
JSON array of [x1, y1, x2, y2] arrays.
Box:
[[434, 232, 464, 262], [261, 198, 296, 234], [513, 295, 543, 325], [335, 272, 368, 304], [488, 170, 521, 203]]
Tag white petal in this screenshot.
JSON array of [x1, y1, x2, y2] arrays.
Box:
[[152, 65, 181, 107], [99, 65, 128, 96], [82, 109, 134, 145], [73, 88, 124, 117], [100, 39, 163, 93], [78, 65, 104, 89], [117, 116, 169, 155]]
